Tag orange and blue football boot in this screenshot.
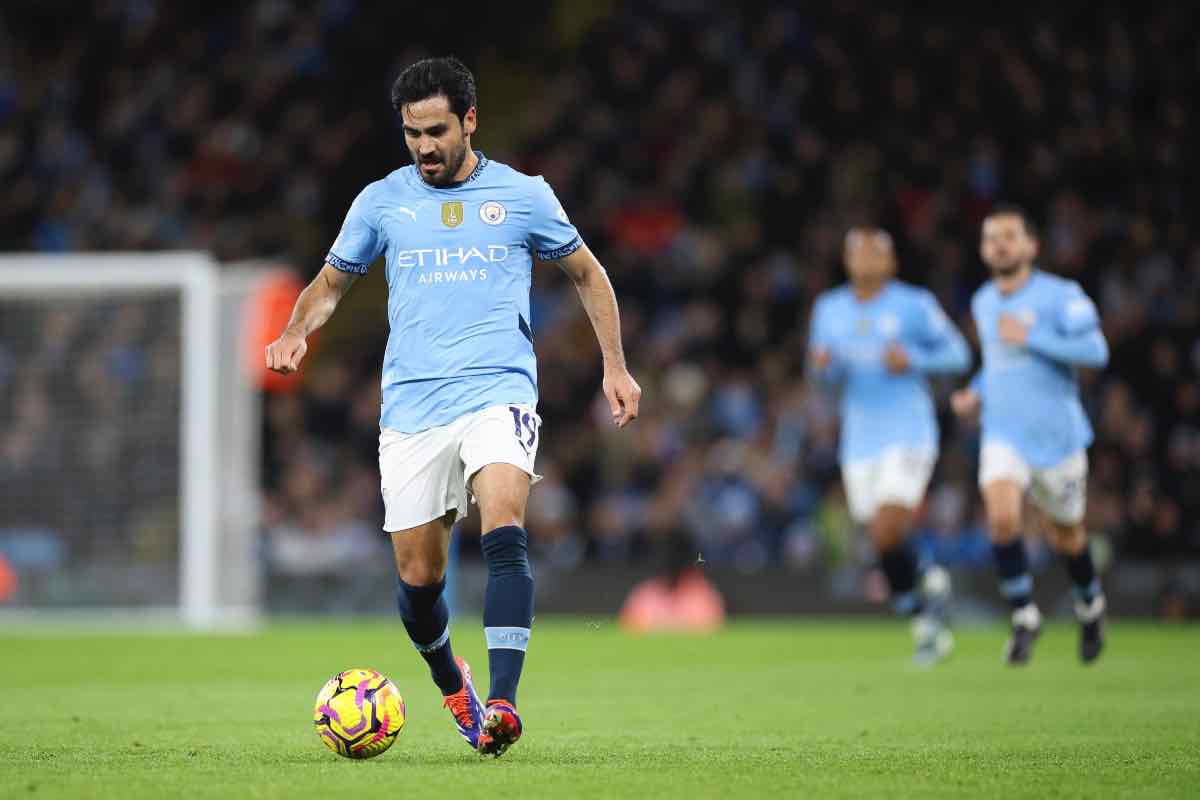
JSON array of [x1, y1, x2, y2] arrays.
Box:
[[477, 699, 522, 758], [442, 657, 485, 749]]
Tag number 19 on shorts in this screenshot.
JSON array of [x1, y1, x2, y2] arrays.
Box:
[[509, 406, 539, 452]]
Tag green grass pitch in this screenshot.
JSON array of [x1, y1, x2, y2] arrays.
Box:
[[2, 618, 1197, 799]]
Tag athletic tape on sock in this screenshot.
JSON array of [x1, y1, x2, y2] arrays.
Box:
[[485, 626, 531, 651], [413, 626, 450, 654], [1000, 574, 1033, 598]]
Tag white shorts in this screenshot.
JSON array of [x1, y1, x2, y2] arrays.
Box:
[[978, 440, 1087, 524], [841, 445, 937, 523], [379, 404, 542, 532]]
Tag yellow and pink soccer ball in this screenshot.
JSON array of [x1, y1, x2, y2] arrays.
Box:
[[313, 668, 406, 759]]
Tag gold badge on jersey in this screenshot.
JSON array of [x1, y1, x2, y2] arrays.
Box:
[[441, 201, 464, 228]]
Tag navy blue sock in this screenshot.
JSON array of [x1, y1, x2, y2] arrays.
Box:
[[879, 540, 924, 616], [481, 525, 533, 705], [992, 539, 1033, 610], [396, 578, 462, 696], [1063, 547, 1100, 604]]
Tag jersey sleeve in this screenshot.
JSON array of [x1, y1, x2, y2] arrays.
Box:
[[1023, 281, 1109, 367], [807, 294, 843, 384], [527, 177, 583, 261], [909, 290, 971, 374], [1057, 282, 1102, 335], [916, 291, 954, 341], [809, 295, 835, 349], [326, 187, 384, 274], [969, 289, 985, 329], [967, 291, 986, 395]]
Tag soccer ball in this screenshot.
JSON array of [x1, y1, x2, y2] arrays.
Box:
[[313, 668, 406, 759]]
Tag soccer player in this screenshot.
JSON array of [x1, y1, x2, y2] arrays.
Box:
[[951, 206, 1108, 665], [265, 57, 641, 756], [809, 227, 971, 664]]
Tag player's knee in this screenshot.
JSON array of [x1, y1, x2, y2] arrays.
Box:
[[986, 506, 1022, 541], [480, 502, 525, 533], [394, 554, 447, 586], [868, 520, 904, 552], [473, 470, 530, 532], [1049, 521, 1086, 554], [869, 504, 911, 551]]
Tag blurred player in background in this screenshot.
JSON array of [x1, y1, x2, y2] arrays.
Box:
[[952, 206, 1108, 665], [809, 228, 971, 664], [266, 57, 641, 756]]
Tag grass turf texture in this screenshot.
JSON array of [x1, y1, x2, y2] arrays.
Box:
[[2, 619, 1197, 799]]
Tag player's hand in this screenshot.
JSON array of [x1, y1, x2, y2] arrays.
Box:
[[997, 314, 1028, 347], [603, 366, 642, 429], [265, 331, 308, 375], [810, 347, 833, 371], [883, 342, 911, 374], [951, 388, 981, 420]]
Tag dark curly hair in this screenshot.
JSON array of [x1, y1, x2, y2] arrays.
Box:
[[986, 204, 1039, 238], [390, 57, 476, 121]]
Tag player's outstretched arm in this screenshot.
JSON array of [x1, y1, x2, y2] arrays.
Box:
[[265, 263, 359, 374], [555, 244, 641, 428]]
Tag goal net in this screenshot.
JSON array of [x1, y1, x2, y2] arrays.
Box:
[[0, 253, 262, 628]]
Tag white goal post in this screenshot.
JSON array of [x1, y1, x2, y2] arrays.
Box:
[[0, 253, 262, 628]]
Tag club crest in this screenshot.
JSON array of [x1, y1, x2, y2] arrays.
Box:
[[480, 201, 507, 225]]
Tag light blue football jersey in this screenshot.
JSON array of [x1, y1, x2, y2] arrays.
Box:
[[809, 280, 971, 463], [970, 269, 1108, 468], [326, 152, 581, 433]]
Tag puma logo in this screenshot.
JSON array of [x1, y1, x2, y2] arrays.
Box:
[[397, 206, 418, 221]]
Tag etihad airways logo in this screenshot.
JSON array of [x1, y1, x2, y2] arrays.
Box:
[[395, 245, 509, 269], [417, 268, 488, 285]]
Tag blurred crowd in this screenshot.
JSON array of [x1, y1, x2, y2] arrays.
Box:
[[3, 1, 1198, 583]]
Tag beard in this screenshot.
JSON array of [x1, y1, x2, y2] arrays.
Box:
[[416, 140, 469, 187], [987, 256, 1025, 278]]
